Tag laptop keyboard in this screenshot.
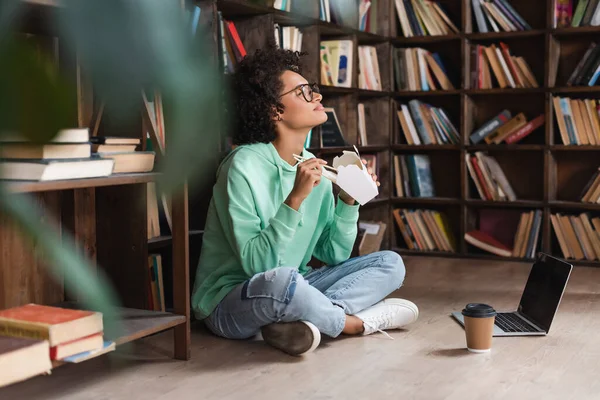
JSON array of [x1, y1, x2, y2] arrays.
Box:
[[495, 313, 541, 333]]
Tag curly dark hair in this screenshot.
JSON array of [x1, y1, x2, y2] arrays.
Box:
[[230, 45, 306, 146]]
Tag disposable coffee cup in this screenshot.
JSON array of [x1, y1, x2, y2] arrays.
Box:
[[461, 303, 497, 353]]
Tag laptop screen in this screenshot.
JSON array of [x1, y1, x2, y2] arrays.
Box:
[[518, 255, 572, 332]]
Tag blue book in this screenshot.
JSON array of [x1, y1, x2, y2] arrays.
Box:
[[62, 341, 116, 363], [191, 6, 201, 35]]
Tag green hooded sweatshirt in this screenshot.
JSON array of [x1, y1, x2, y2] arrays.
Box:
[[191, 142, 359, 319]]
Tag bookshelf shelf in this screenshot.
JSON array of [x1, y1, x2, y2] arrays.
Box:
[[395, 89, 461, 97], [148, 230, 204, 252], [466, 199, 544, 208], [551, 26, 600, 36], [392, 197, 461, 205], [356, 89, 391, 97], [465, 88, 545, 95], [320, 86, 356, 95], [465, 30, 546, 40], [393, 247, 460, 258], [391, 34, 461, 45], [61, 302, 186, 346], [550, 145, 600, 151], [6, 173, 161, 194], [466, 144, 545, 151], [548, 201, 600, 211], [550, 86, 600, 94], [392, 145, 460, 151]]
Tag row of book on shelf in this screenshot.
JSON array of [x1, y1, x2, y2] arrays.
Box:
[[465, 209, 543, 258], [555, 0, 600, 28], [0, 304, 115, 388], [394, 0, 459, 37], [552, 212, 600, 261], [397, 100, 460, 145], [466, 151, 516, 202], [471, 0, 532, 33], [393, 47, 453, 92], [470, 109, 544, 144], [392, 208, 456, 252], [553, 96, 600, 145], [470, 42, 538, 90], [393, 154, 435, 198]]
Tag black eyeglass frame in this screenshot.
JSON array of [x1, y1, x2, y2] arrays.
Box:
[[279, 83, 320, 102]]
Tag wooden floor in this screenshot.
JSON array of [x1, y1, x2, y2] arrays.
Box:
[[3, 256, 600, 400]]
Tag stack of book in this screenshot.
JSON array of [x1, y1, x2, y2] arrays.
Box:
[[393, 208, 456, 252], [0, 128, 115, 181], [395, 0, 460, 37], [393, 154, 435, 198], [0, 303, 115, 388], [466, 151, 516, 201], [274, 24, 303, 52], [580, 168, 600, 203], [465, 209, 542, 258], [553, 96, 600, 145], [472, 0, 531, 33], [397, 100, 460, 144], [551, 212, 600, 261], [358, 45, 382, 91], [565, 42, 600, 87], [217, 13, 247, 74], [393, 48, 454, 91], [320, 40, 353, 88], [470, 43, 538, 89], [91, 136, 154, 174], [469, 109, 544, 144], [555, 0, 600, 28]]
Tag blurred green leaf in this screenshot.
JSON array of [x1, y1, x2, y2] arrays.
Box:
[[58, 0, 225, 194], [0, 35, 76, 143], [0, 185, 122, 338]]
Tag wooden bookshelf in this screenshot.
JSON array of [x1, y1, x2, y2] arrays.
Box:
[[213, 0, 600, 267], [0, 0, 193, 370]]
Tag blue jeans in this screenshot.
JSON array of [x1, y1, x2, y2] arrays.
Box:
[[204, 251, 406, 339]]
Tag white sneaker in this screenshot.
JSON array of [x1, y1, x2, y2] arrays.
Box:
[[355, 298, 419, 339], [260, 320, 321, 356]]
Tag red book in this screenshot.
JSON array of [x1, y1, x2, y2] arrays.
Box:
[[0, 304, 103, 347], [225, 21, 247, 58], [470, 156, 493, 200], [465, 230, 513, 257], [50, 332, 104, 360], [505, 114, 545, 144]]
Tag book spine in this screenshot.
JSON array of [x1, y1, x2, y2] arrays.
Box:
[[472, 0, 488, 33], [572, 0, 589, 27], [492, 0, 525, 30], [469, 109, 512, 144], [505, 114, 545, 144], [582, 0, 600, 25], [408, 100, 432, 144], [0, 320, 50, 342], [567, 43, 596, 86], [496, 0, 531, 29]]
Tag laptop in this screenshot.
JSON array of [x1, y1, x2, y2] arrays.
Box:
[[451, 253, 573, 337]]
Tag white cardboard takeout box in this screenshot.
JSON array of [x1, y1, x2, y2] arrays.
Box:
[[321, 148, 379, 206]]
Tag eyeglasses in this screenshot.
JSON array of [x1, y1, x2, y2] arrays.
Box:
[[280, 83, 320, 102]]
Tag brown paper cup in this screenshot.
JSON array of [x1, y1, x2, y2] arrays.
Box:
[[464, 315, 495, 353]]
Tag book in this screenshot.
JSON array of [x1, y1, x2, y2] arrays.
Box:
[[0, 304, 103, 347], [320, 107, 346, 147], [89, 136, 141, 145], [95, 151, 155, 174], [0, 143, 91, 159], [0, 158, 115, 181], [61, 340, 115, 364], [0, 128, 89, 144], [50, 332, 104, 360], [465, 230, 512, 257], [0, 336, 51, 388]]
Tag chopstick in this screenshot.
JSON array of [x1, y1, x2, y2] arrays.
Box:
[[293, 154, 338, 173]]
